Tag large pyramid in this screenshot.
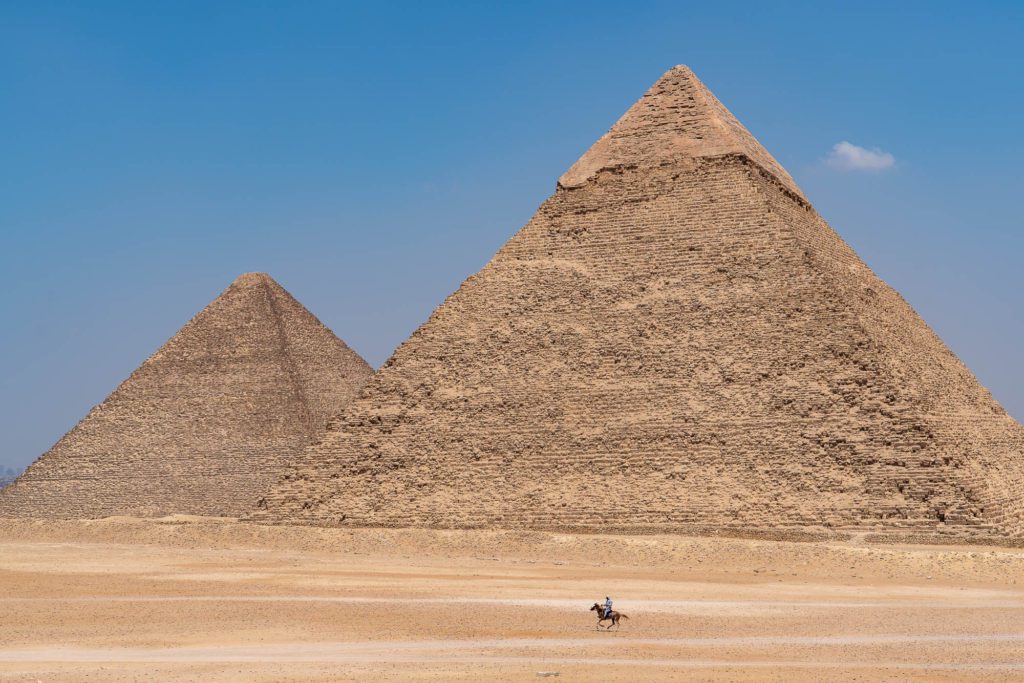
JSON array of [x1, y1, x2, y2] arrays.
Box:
[[0, 273, 372, 518], [252, 67, 1024, 539]]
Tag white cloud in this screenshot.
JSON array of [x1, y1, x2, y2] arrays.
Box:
[[826, 141, 895, 171]]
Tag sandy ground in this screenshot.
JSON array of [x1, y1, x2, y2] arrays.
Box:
[[2, 518, 1024, 681]]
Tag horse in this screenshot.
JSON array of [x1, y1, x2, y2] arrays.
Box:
[[590, 602, 629, 629]]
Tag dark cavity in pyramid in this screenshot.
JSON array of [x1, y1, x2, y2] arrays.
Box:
[[251, 66, 1018, 538], [0, 273, 372, 519]]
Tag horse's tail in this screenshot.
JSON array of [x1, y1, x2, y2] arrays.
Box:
[[620, 614, 629, 619]]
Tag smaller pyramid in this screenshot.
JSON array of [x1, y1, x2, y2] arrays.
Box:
[[0, 273, 372, 519]]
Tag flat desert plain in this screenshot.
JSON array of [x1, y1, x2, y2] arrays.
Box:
[[2, 519, 1024, 681]]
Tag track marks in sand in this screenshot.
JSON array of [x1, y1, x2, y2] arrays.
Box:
[[3, 636, 1024, 671], [4, 594, 1024, 611]]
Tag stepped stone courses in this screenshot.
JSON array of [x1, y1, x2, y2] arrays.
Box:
[[252, 66, 1024, 538], [0, 273, 372, 519]]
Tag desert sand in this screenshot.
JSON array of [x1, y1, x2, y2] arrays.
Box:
[[2, 518, 1023, 681]]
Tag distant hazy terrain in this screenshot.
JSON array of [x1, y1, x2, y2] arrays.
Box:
[[0, 468, 18, 490]]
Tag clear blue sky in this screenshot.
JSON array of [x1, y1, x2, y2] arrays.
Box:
[[2, 1, 1021, 472]]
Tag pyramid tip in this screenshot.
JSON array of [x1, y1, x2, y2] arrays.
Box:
[[662, 64, 696, 79], [558, 64, 802, 197], [233, 272, 274, 286]]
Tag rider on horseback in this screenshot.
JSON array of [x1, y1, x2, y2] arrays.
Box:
[[590, 598, 627, 628]]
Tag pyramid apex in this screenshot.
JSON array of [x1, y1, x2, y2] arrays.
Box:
[[558, 67, 803, 198], [232, 272, 274, 286]]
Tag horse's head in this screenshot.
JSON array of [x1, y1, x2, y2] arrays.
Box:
[[590, 603, 600, 611]]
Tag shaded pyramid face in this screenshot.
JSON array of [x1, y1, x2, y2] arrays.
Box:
[[0, 273, 373, 519], [253, 67, 1024, 538]]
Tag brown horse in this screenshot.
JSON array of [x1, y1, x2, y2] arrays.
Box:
[[590, 603, 629, 629]]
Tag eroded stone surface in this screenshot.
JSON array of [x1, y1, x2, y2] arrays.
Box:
[[0, 273, 372, 518], [250, 67, 1023, 538], [558, 65, 802, 200]]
